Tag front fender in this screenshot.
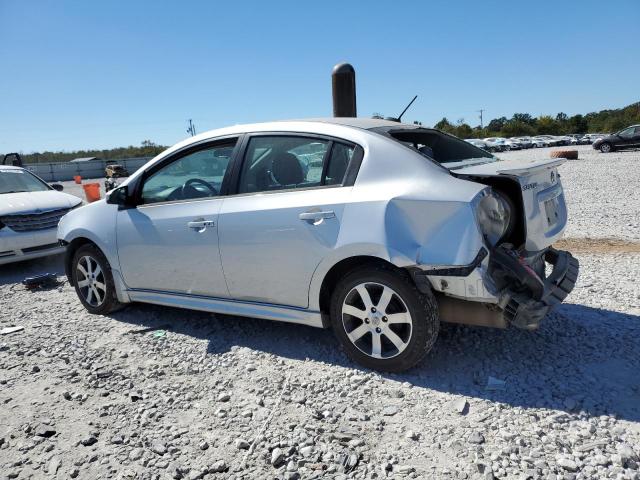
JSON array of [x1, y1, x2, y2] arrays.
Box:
[[57, 200, 120, 272]]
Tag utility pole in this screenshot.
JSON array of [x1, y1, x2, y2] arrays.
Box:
[[186, 119, 197, 137], [477, 109, 485, 129]]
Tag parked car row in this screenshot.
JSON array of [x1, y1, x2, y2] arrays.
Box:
[[465, 133, 609, 153]]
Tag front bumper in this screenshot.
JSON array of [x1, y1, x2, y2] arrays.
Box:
[[489, 246, 579, 329], [0, 227, 64, 265]]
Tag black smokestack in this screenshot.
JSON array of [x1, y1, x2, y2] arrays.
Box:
[[332, 63, 357, 117]]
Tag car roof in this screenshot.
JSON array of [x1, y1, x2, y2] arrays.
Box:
[[296, 117, 418, 129], [158, 118, 423, 159], [197, 117, 420, 138], [0, 165, 25, 172]]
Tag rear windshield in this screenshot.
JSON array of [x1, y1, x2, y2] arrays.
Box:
[[371, 126, 496, 169]]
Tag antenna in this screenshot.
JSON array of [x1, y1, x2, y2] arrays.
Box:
[[397, 95, 418, 122], [186, 119, 197, 137], [385, 96, 418, 123]]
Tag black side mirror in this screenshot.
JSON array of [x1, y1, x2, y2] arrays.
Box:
[[106, 186, 130, 206], [50, 183, 64, 191]]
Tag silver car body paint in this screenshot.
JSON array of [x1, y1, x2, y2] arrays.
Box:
[[57, 119, 569, 326]]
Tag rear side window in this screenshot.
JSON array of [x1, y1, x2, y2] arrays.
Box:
[[237, 136, 354, 194]]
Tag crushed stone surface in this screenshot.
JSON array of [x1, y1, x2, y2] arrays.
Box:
[[1, 146, 639, 479], [498, 145, 640, 241]]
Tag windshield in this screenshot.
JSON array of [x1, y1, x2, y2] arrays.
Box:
[[371, 126, 497, 169], [0, 169, 50, 194]]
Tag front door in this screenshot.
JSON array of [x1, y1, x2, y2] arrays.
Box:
[[117, 139, 237, 296], [219, 135, 358, 308]]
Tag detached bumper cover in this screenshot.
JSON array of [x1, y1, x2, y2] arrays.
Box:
[[490, 246, 579, 329]]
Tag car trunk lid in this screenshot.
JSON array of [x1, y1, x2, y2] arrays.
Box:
[[453, 158, 567, 251]]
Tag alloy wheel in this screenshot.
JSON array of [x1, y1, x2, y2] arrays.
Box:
[[341, 282, 413, 359], [600, 143, 611, 153], [76, 255, 107, 307]]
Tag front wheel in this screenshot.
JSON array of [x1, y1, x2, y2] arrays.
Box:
[[599, 142, 612, 153], [72, 244, 124, 314], [330, 266, 439, 372]]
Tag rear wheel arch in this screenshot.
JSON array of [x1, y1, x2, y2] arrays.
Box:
[[318, 255, 409, 317]]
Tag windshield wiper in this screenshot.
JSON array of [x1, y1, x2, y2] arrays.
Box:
[[1, 190, 29, 194]]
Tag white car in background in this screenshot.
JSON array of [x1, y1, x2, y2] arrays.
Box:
[[504, 139, 523, 150], [0, 166, 82, 265], [530, 137, 550, 148], [464, 139, 494, 152], [534, 135, 561, 147], [483, 137, 510, 151]]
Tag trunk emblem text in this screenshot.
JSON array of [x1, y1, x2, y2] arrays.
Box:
[[522, 182, 538, 191]]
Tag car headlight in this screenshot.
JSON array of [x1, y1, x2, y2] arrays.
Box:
[[474, 189, 513, 246]]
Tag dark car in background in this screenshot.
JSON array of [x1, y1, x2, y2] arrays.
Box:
[[593, 125, 640, 153]]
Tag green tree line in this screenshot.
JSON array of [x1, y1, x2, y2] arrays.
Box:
[[432, 101, 640, 139], [4, 102, 639, 163], [3, 140, 167, 165]]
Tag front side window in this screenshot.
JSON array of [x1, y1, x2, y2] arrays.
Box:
[[618, 127, 635, 138], [237, 136, 354, 194], [141, 141, 236, 204], [0, 169, 50, 194]]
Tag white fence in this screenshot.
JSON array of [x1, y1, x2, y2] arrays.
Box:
[[24, 157, 152, 182]]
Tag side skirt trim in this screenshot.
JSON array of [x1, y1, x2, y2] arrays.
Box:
[[127, 289, 325, 328]]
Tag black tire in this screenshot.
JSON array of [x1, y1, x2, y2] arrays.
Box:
[[71, 243, 124, 315], [330, 265, 439, 372], [599, 142, 613, 153]]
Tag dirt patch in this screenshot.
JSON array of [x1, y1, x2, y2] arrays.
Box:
[[555, 237, 640, 254]]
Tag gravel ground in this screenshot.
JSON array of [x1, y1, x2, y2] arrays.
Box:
[[1, 146, 639, 480]]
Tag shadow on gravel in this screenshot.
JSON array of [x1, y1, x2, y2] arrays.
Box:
[[0, 254, 65, 286], [2, 256, 638, 422], [108, 301, 640, 424]]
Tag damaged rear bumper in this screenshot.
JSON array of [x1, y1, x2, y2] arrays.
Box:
[[491, 246, 579, 329], [413, 246, 579, 330]]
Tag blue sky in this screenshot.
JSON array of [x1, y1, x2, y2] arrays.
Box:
[[1, 0, 638, 153]]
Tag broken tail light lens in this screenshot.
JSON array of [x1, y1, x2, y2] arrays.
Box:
[[474, 189, 513, 246]]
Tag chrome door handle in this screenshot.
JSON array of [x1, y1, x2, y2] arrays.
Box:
[[188, 219, 215, 229], [298, 210, 335, 221]]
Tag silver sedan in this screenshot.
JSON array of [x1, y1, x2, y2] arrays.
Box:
[[58, 118, 578, 372]]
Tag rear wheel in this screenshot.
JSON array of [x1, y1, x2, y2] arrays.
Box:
[[599, 142, 612, 153], [330, 265, 439, 372], [72, 244, 123, 314]]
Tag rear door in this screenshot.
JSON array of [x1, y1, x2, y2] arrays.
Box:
[[218, 134, 361, 308]]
